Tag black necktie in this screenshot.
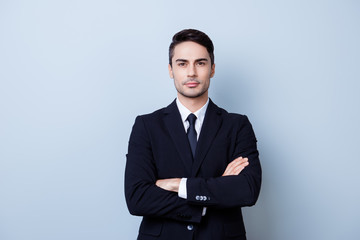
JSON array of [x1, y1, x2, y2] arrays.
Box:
[[187, 113, 197, 158]]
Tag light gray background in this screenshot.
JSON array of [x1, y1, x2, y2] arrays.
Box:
[[1, 0, 359, 239]]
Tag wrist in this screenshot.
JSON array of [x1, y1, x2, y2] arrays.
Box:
[[172, 178, 181, 192]]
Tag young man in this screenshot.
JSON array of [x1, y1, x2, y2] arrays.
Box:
[[125, 29, 261, 240]]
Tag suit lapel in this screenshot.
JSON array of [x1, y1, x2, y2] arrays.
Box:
[[192, 100, 223, 176], [163, 100, 193, 175]]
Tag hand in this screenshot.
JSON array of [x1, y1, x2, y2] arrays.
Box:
[[222, 157, 249, 176], [156, 178, 181, 192]]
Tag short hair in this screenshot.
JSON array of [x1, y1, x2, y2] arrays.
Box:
[[169, 29, 214, 67]]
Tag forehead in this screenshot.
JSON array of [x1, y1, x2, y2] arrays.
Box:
[[172, 41, 210, 60]]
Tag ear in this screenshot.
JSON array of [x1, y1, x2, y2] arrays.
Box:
[[210, 63, 215, 78], [168, 64, 174, 78]]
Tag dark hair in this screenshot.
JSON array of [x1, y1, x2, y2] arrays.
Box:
[[169, 29, 214, 67]]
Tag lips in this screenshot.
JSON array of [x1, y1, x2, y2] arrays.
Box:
[[185, 82, 200, 88]]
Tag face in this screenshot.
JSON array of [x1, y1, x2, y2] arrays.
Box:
[[168, 41, 215, 100]]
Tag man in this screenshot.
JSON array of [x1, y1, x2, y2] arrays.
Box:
[[125, 29, 261, 240]]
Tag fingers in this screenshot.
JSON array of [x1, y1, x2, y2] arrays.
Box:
[[222, 157, 249, 176], [228, 157, 247, 168], [226, 157, 248, 175], [232, 160, 249, 174]]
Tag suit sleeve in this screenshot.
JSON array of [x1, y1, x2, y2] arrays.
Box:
[[125, 116, 203, 223], [186, 116, 262, 208]]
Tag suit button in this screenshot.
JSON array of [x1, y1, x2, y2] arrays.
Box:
[[203, 196, 207, 201], [187, 224, 193, 231], [200, 196, 204, 201], [195, 195, 200, 200]]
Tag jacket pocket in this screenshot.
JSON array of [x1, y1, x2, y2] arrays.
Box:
[[139, 218, 163, 237]]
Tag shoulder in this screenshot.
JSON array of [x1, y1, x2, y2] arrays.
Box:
[[227, 112, 249, 122], [137, 107, 166, 120], [135, 99, 177, 122], [210, 101, 255, 136], [223, 112, 252, 131], [129, 106, 168, 139], [210, 103, 256, 140], [132, 107, 167, 132], [210, 100, 249, 123]]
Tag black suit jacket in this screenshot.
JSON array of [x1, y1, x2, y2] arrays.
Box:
[[125, 99, 261, 240]]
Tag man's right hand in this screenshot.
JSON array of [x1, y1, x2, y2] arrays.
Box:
[[222, 157, 249, 176]]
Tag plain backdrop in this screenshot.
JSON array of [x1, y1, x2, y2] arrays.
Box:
[[1, 0, 359, 239]]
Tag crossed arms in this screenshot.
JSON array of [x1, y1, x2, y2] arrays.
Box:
[[156, 156, 249, 192], [125, 114, 261, 223]]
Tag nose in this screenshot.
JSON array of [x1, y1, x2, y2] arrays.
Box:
[[187, 63, 197, 77]]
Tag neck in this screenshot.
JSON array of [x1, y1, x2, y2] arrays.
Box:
[[177, 93, 208, 113]]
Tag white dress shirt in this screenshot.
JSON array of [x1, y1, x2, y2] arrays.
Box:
[[176, 98, 209, 216]]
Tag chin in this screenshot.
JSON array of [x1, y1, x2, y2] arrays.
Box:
[[182, 91, 207, 99]]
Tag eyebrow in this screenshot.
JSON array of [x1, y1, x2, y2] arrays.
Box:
[[175, 58, 209, 63]]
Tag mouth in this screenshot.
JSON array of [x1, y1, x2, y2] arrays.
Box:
[[185, 81, 200, 88]]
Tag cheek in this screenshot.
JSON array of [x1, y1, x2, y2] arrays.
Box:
[[173, 71, 186, 82], [173, 77, 183, 87], [200, 68, 212, 77]]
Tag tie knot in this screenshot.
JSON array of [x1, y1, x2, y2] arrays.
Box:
[[187, 113, 197, 126]]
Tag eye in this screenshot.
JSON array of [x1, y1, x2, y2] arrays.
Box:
[[197, 61, 206, 66], [178, 62, 186, 67]]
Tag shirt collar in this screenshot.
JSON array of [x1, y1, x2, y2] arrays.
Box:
[[176, 98, 209, 124]]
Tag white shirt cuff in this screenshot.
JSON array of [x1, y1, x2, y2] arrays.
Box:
[[178, 178, 187, 199]]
